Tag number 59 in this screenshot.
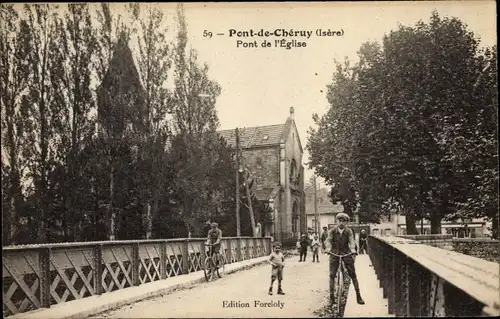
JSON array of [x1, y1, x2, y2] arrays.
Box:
[[203, 30, 213, 38]]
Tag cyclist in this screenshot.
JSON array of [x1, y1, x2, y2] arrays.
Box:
[[324, 212, 365, 305], [206, 222, 222, 266]]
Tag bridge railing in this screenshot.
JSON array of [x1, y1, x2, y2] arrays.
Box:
[[2, 236, 272, 316], [367, 235, 499, 317]]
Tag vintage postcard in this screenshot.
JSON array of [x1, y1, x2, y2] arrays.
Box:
[[1, 1, 498, 318]]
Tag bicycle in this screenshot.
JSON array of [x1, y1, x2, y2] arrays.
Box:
[[203, 243, 226, 282], [327, 252, 354, 317]]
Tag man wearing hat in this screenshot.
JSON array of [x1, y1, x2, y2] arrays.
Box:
[[325, 212, 365, 305], [206, 222, 223, 266]]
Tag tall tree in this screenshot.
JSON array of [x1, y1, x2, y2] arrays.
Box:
[[0, 4, 32, 244], [169, 3, 226, 236], [23, 4, 65, 242], [50, 3, 97, 240], [128, 3, 172, 238]]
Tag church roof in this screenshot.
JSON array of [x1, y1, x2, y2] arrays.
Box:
[[217, 115, 301, 151]]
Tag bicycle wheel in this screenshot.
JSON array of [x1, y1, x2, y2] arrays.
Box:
[[336, 266, 343, 316], [203, 256, 215, 282], [216, 253, 226, 278]]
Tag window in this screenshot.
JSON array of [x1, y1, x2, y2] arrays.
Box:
[[290, 159, 296, 181], [292, 215, 298, 233]]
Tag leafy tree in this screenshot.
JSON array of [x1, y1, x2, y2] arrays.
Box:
[[307, 12, 498, 235], [23, 4, 67, 242], [168, 3, 228, 236], [0, 4, 32, 244], [128, 3, 172, 238]]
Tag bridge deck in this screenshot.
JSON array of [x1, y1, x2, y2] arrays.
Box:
[[94, 254, 390, 318]]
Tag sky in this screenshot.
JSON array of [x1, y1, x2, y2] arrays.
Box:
[[179, 1, 496, 185]]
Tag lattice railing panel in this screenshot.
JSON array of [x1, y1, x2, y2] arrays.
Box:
[[49, 248, 95, 304], [101, 245, 133, 293], [138, 244, 161, 284], [188, 241, 204, 272], [165, 242, 183, 278], [3, 250, 41, 317]]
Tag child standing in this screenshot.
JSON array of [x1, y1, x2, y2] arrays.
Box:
[[268, 243, 285, 295], [311, 234, 321, 262], [299, 233, 309, 262]]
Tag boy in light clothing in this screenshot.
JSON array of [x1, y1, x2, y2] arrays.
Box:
[[311, 234, 321, 262], [268, 243, 285, 295]]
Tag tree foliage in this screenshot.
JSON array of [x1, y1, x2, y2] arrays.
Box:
[[307, 12, 498, 235], [1, 3, 239, 244]]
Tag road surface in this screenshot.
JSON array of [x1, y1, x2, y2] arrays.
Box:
[[93, 254, 389, 318]]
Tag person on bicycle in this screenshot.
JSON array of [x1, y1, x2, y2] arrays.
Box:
[[325, 212, 365, 305], [206, 222, 222, 266]]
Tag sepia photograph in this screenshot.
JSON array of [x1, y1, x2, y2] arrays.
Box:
[[1, 1, 498, 318]]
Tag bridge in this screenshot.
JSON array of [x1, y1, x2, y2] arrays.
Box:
[[3, 236, 499, 318]]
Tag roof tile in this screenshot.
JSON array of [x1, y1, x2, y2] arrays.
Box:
[[218, 124, 286, 148]]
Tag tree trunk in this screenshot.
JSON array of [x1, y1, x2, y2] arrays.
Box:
[[430, 212, 442, 234], [404, 211, 419, 235], [492, 215, 499, 239]]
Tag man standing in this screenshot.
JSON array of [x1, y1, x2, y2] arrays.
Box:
[[325, 213, 365, 305], [320, 226, 328, 252], [359, 229, 368, 254]]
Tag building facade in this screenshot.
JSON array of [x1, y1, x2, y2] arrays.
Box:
[[304, 185, 343, 232], [218, 108, 306, 242], [370, 213, 488, 238]]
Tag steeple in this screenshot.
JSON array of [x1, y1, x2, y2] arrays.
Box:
[[289, 107, 295, 119]]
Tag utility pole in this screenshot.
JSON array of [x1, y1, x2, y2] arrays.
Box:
[[235, 128, 241, 236], [313, 175, 319, 234]]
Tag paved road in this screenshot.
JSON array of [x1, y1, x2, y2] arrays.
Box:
[[94, 254, 389, 318]]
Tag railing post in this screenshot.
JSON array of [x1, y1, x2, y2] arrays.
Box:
[[39, 247, 51, 308], [227, 239, 233, 264], [132, 243, 140, 286], [267, 237, 273, 255], [160, 241, 167, 279], [237, 238, 242, 261], [252, 237, 257, 257], [408, 262, 422, 316], [420, 268, 431, 316], [382, 248, 389, 297], [93, 245, 103, 295], [394, 252, 403, 316], [387, 248, 396, 314], [182, 239, 189, 274]]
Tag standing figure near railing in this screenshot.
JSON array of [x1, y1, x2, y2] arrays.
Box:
[[325, 213, 365, 305], [311, 234, 321, 262], [206, 222, 223, 265], [320, 226, 329, 253], [298, 233, 309, 262], [358, 229, 367, 254]]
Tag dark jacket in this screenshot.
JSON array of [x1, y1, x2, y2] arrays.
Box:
[[299, 236, 309, 248], [324, 227, 356, 255]]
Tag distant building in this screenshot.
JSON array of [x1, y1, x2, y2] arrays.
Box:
[[218, 108, 306, 242], [304, 186, 343, 232], [370, 213, 488, 238], [304, 183, 487, 238]]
